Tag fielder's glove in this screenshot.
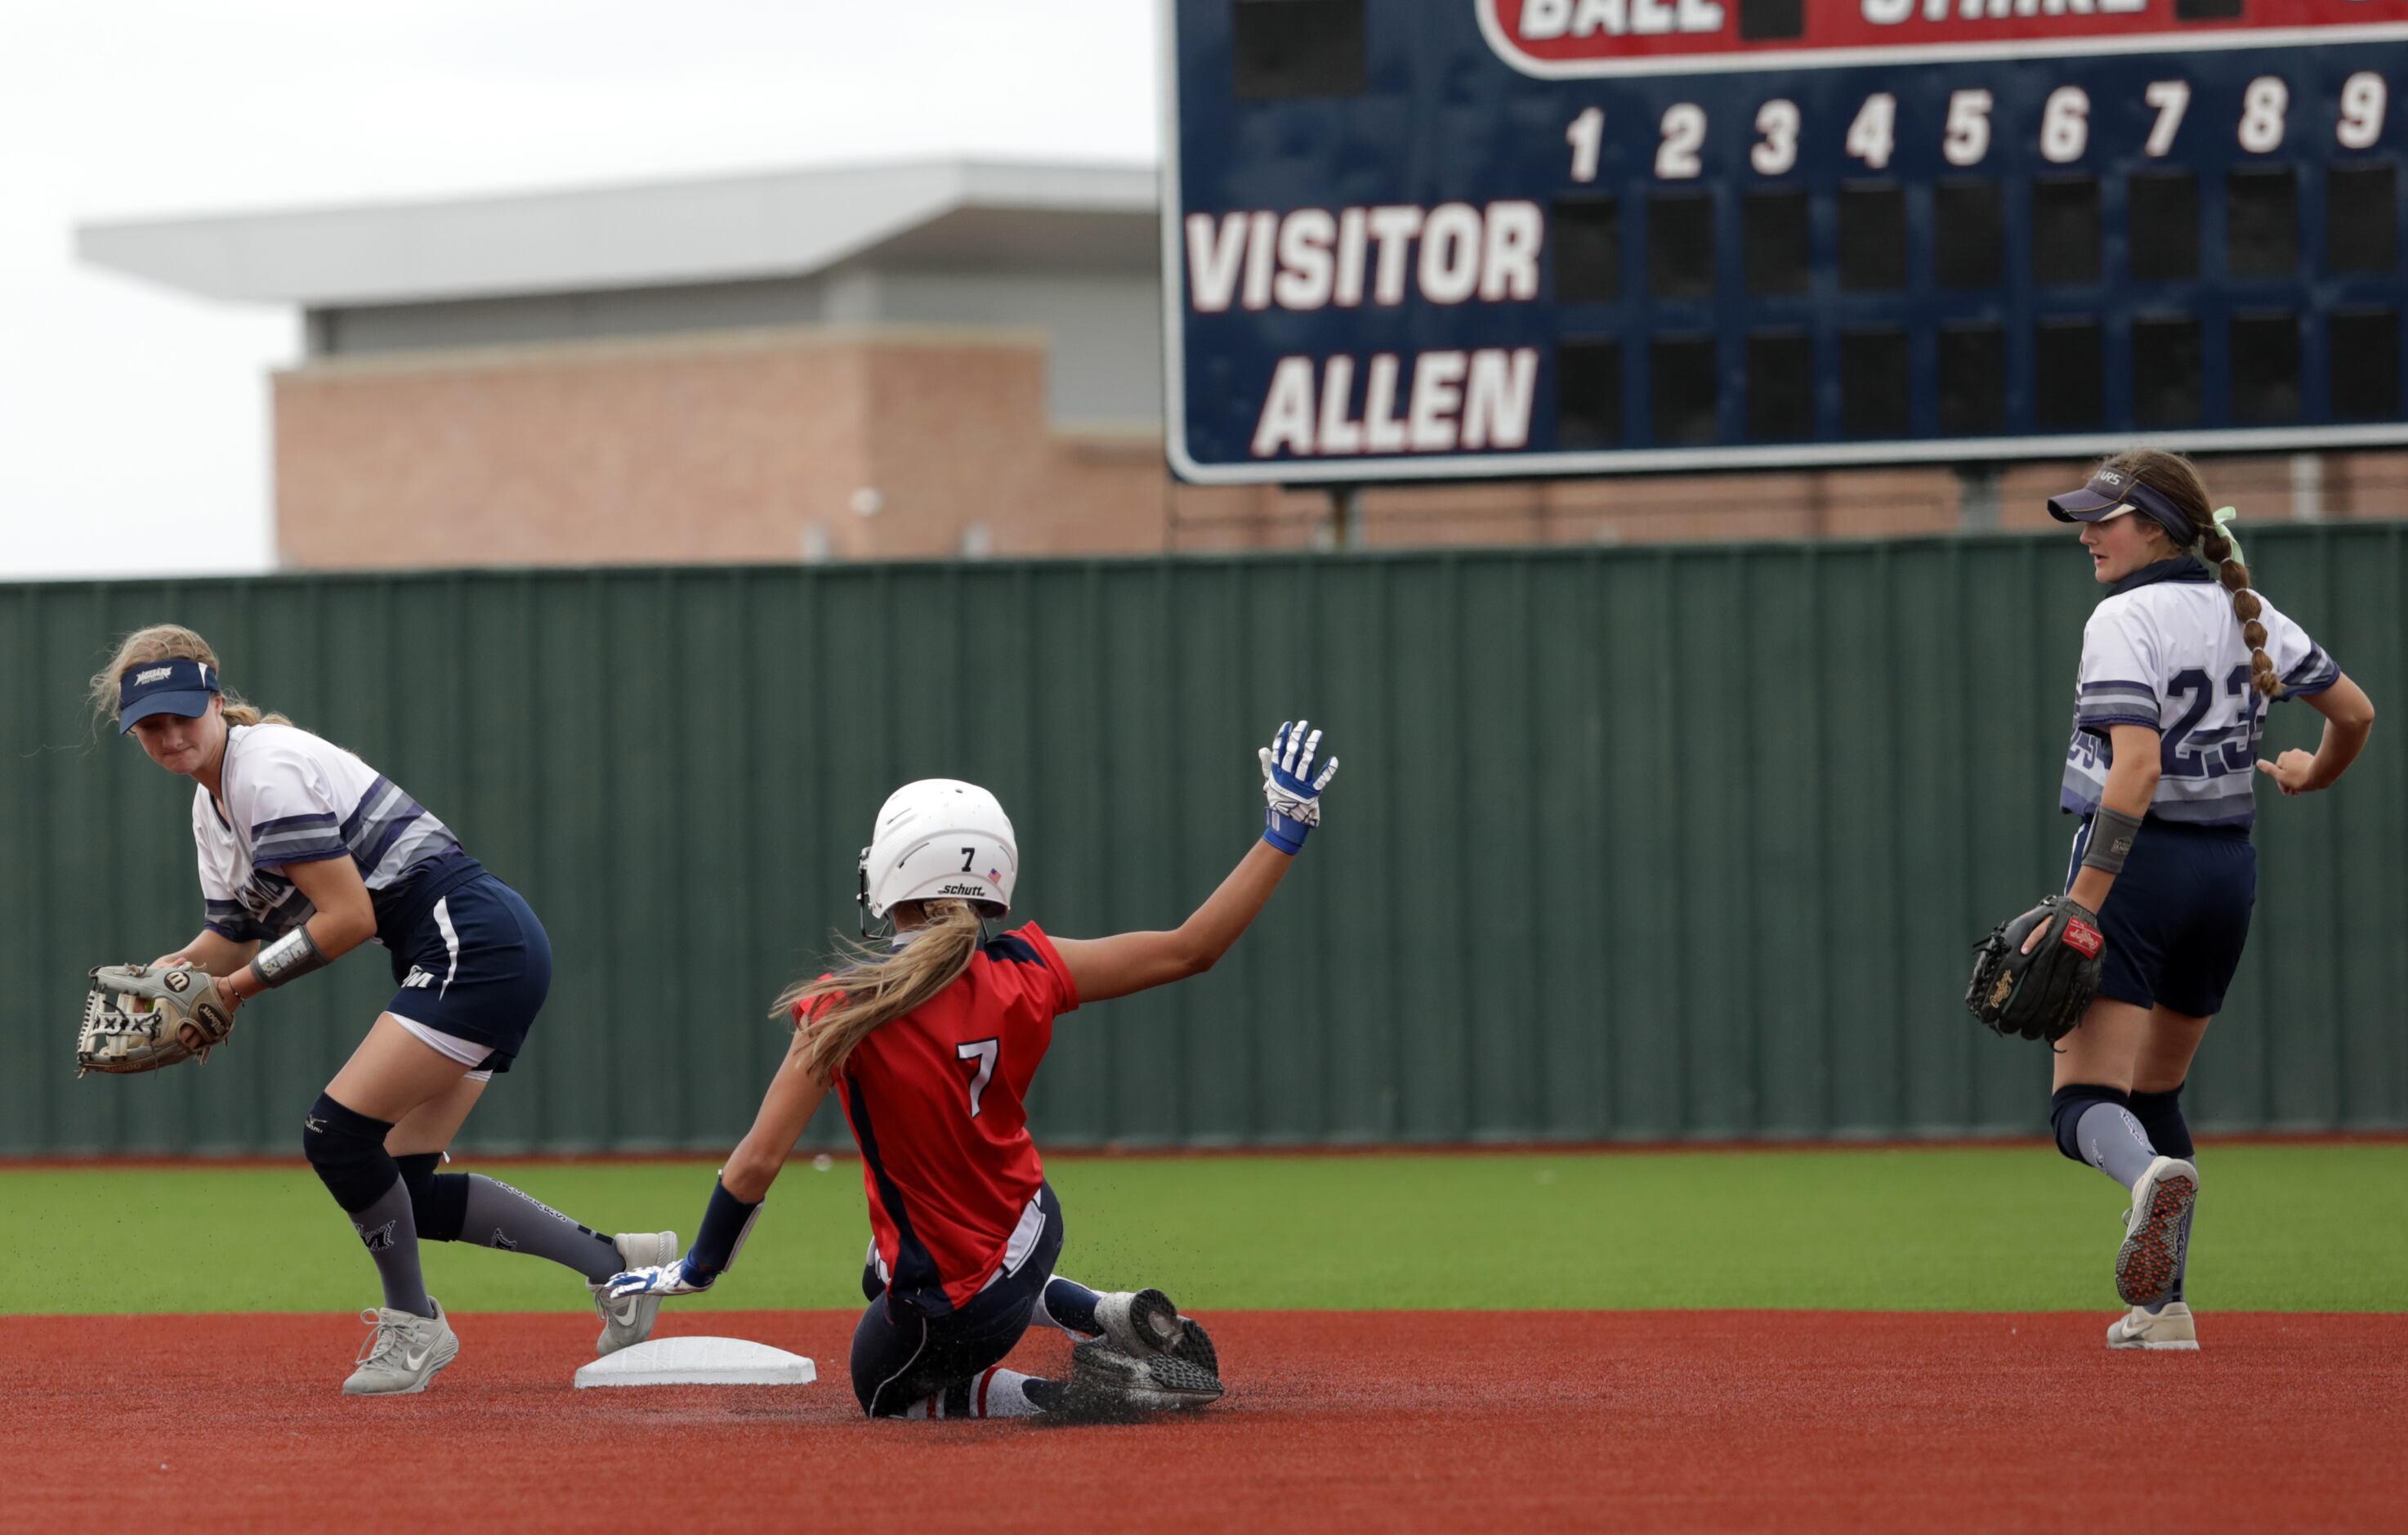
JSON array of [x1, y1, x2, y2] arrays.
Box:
[[606, 1259, 713, 1300], [76, 963, 239, 1076], [1965, 896, 2105, 1045], [1259, 718, 1339, 853]]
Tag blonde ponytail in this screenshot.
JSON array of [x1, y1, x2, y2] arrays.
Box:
[[775, 900, 985, 1086], [88, 624, 293, 730]]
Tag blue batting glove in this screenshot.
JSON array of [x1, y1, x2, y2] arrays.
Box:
[[1258, 718, 1339, 853], [605, 1258, 713, 1300]]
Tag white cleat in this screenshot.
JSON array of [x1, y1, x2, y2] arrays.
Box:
[[2108, 1301, 2200, 1351], [2115, 1157, 2198, 1307], [590, 1231, 679, 1357], [342, 1297, 461, 1396], [1093, 1287, 1219, 1376]]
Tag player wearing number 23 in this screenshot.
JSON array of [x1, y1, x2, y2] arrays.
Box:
[[607, 721, 1340, 1419], [1976, 450, 2374, 1354]]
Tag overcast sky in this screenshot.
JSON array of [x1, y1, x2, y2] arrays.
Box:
[[0, 1, 1157, 579]]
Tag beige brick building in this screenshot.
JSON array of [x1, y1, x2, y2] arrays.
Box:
[[81, 160, 2408, 569]]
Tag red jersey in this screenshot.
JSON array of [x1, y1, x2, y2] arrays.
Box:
[[807, 923, 1078, 1313]]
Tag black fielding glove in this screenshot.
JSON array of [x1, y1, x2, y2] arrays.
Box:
[[1967, 896, 2106, 1045]]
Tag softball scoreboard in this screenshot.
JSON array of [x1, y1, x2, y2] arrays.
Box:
[[1160, 1, 2408, 482]]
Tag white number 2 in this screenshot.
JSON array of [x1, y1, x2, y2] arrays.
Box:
[[1657, 103, 1705, 179], [957, 1038, 998, 1118]]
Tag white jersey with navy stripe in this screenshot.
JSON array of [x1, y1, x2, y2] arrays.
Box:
[[194, 723, 462, 943], [2061, 568, 2339, 828]]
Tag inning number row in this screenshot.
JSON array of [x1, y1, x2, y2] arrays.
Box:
[[1566, 74, 2392, 181]]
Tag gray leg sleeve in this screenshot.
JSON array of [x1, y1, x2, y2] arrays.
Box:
[[2075, 1101, 2160, 1190], [458, 1175, 623, 1282], [348, 1177, 434, 1318]]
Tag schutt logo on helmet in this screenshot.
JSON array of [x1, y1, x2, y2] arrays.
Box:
[[937, 882, 987, 897]]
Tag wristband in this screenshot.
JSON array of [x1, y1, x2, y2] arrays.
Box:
[[249, 924, 330, 991], [1263, 809, 1311, 854], [686, 1177, 763, 1282], [2080, 808, 2145, 875]]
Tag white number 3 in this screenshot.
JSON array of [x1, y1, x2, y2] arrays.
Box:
[[957, 1038, 999, 1117]]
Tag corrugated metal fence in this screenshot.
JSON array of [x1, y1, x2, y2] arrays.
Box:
[[4, 530, 2402, 1156]]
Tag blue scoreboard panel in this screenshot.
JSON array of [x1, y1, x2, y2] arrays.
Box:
[[1160, 1, 2408, 483]]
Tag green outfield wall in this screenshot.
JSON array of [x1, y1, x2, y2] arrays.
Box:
[[3, 530, 2403, 1156]]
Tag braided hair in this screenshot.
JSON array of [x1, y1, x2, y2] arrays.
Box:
[[2099, 449, 2281, 697]]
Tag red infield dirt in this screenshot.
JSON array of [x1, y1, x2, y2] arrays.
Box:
[[9, 1309, 2402, 1533]]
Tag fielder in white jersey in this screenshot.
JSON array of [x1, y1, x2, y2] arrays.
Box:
[[95, 624, 680, 1395], [2037, 451, 2374, 1354]]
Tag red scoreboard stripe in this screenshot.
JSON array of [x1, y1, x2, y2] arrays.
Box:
[[1480, 0, 2408, 76]]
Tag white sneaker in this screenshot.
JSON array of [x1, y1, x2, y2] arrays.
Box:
[[2115, 1157, 2198, 1307], [1093, 1287, 1219, 1376], [1058, 1340, 1223, 1420], [342, 1297, 460, 1396], [2108, 1301, 2200, 1351], [589, 1231, 679, 1357]]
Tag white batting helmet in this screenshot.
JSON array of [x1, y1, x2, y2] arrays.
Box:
[[858, 778, 1018, 923]]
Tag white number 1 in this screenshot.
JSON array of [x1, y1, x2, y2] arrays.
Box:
[[1566, 106, 1604, 183], [957, 1038, 998, 1118]]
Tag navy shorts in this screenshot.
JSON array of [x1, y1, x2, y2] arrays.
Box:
[[2066, 816, 2256, 1018], [382, 874, 553, 1074], [849, 1180, 1065, 1417]]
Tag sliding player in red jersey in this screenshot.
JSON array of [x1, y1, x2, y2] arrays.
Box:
[[608, 720, 1340, 1417]]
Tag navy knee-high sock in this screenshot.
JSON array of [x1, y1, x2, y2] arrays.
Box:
[[396, 1152, 469, 1242], [1037, 1274, 1105, 1336], [2126, 1085, 2192, 1159]]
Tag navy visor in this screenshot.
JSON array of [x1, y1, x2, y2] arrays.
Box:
[[118, 657, 220, 732], [2047, 469, 2194, 546]]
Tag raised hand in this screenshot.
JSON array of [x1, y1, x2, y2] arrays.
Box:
[[1259, 719, 1340, 854]]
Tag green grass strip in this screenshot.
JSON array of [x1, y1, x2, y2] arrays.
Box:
[[16, 1145, 2406, 1316]]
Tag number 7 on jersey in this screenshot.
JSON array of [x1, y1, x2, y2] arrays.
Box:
[[956, 1037, 998, 1117]]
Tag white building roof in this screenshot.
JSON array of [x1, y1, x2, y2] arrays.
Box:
[[77, 158, 1159, 307]]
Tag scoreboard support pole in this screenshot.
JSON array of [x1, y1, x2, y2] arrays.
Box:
[[1321, 484, 1363, 550], [2290, 454, 2326, 521], [1957, 465, 2002, 533]]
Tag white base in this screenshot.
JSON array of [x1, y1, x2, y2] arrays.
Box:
[[574, 1336, 817, 1389]]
